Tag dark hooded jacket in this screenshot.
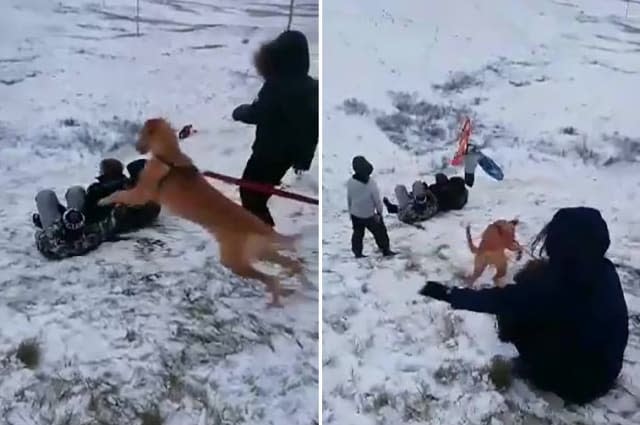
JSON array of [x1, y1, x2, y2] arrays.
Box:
[[84, 175, 129, 223], [114, 159, 161, 233], [232, 30, 318, 171], [444, 207, 628, 404], [84, 159, 160, 230], [428, 173, 468, 212]]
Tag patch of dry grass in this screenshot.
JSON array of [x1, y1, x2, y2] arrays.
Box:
[[16, 338, 40, 369]]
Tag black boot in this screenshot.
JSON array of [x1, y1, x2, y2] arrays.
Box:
[[383, 197, 398, 214], [32, 213, 42, 229]]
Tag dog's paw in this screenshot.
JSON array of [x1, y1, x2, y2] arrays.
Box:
[[300, 277, 315, 289], [267, 300, 284, 309], [463, 275, 476, 286], [280, 287, 296, 297]]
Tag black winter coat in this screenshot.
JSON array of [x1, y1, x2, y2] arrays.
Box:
[[84, 176, 129, 223], [444, 207, 628, 404], [233, 30, 318, 171]]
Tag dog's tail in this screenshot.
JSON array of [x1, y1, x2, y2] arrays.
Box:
[[466, 224, 478, 254]]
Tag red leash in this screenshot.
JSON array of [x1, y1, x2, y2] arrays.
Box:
[[202, 170, 319, 206]]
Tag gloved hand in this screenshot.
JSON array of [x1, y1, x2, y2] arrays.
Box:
[[418, 281, 452, 302], [232, 104, 252, 121], [178, 124, 195, 140]]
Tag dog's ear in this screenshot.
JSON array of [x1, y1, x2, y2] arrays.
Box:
[[141, 119, 156, 137], [510, 218, 519, 226]]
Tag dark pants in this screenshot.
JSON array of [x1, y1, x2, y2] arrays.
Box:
[[240, 153, 292, 227], [350, 215, 390, 257], [464, 172, 474, 188]]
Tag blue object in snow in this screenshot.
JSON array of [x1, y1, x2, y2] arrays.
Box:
[[477, 153, 504, 181]]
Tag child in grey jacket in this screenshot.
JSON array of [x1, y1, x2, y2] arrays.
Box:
[[346, 156, 395, 258]]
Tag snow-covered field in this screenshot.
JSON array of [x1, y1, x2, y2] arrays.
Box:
[[0, 1, 318, 424], [322, 1, 640, 424]]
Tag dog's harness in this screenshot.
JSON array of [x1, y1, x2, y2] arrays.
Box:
[[155, 156, 200, 189]]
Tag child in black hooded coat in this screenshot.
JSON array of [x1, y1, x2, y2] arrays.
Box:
[[232, 30, 318, 227]]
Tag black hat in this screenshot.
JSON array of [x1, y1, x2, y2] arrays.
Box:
[[352, 156, 373, 177], [127, 159, 147, 184], [435, 173, 449, 186], [99, 158, 124, 179]]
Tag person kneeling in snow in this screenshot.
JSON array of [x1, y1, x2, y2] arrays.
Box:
[[347, 156, 395, 258], [33, 159, 161, 259], [418, 207, 628, 404]]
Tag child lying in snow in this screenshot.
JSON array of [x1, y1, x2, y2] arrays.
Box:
[[383, 181, 439, 224], [34, 186, 118, 260], [346, 156, 396, 258], [383, 150, 480, 225], [33, 159, 161, 260]]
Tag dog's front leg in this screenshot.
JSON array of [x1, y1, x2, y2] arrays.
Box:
[[509, 240, 523, 260], [99, 188, 154, 207]]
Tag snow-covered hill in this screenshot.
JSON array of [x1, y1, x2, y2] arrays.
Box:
[[0, 1, 318, 424], [322, 1, 640, 424]]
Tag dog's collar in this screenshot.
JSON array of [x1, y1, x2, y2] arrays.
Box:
[[154, 155, 199, 189], [156, 155, 182, 169]]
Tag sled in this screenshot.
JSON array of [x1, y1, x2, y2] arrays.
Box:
[[477, 152, 504, 181], [451, 117, 471, 166]]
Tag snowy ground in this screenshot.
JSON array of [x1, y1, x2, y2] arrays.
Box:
[[322, 1, 640, 424], [0, 1, 318, 424]]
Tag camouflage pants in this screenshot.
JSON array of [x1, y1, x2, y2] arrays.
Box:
[[395, 184, 439, 224], [34, 187, 117, 260]]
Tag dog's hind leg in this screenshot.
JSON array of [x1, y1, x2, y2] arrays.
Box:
[[219, 236, 284, 307], [263, 249, 313, 290], [236, 263, 284, 308], [465, 255, 487, 286], [265, 250, 303, 276], [493, 255, 508, 287]]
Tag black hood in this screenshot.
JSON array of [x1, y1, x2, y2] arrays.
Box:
[[352, 156, 373, 184], [127, 159, 147, 184], [268, 30, 310, 78], [545, 207, 610, 262], [544, 207, 611, 288]]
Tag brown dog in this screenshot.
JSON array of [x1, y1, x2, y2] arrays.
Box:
[[465, 219, 522, 287], [98, 118, 306, 307]]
